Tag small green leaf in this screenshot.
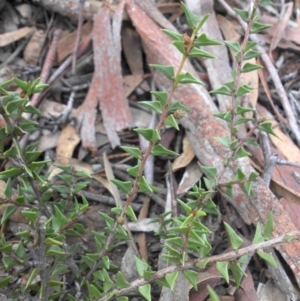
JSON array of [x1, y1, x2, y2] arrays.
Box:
[[181, 2, 200, 28], [150, 64, 174, 80], [177, 72, 205, 85], [138, 176, 156, 193], [224, 222, 244, 250], [259, 0, 274, 6], [242, 62, 263, 73], [165, 271, 178, 290], [125, 206, 137, 222], [194, 33, 223, 46], [248, 172, 259, 181], [162, 29, 182, 41], [87, 283, 101, 299], [244, 50, 262, 60], [236, 105, 255, 115], [1, 206, 17, 224], [164, 114, 179, 130], [19, 119, 39, 132], [111, 179, 132, 194], [234, 8, 249, 22], [139, 101, 162, 114], [177, 199, 192, 215], [23, 105, 41, 115], [210, 86, 231, 96], [183, 270, 199, 290], [216, 261, 229, 283], [259, 122, 279, 138], [134, 128, 154, 141], [168, 101, 191, 112], [138, 284, 151, 301], [120, 146, 141, 159], [21, 210, 37, 224], [45, 238, 64, 246], [194, 13, 210, 32], [151, 144, 178, 156], [6, 99, 25, 114], [224, 41, 241, 53], [127, 162, 140, 178], [257, 249, 277, 267], [196, 258, 210, 269], [26, 268, 39, 289], [234, 147, 251, 158], [236, 85, 253, 96], [116, 297, 128, 301], [244, 181, 253, 196], [264, 212, 274, 240], [134, 256, 149, 277], [252, 222, 265, 244], [46, 245, 65, 256], [116, 271, 129, 289], [235, 117, 254, 125], [0, 276, 11, 288], [230, 263, 244, 287], [215, 136, 230, 147], [201, 166, 217, 178], [189, 48, 217, 59], [173, 40, 185, 54], [0, 168, 22, 180], [4, 178, 12, 199], [207, 285, 220, 301], [245, 41, 258, 52], [13, 78, 28, 91], [99, 212, 114, 229], [251, 22, 272, 33], [151, 91, 168, 106]]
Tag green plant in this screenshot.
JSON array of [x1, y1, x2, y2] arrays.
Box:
[[0, 1, 299, 301]]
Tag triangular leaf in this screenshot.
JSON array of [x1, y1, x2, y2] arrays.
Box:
[[234, 147, 251, 158], [223, 222, 244, 250], [116, 271, 129, 289], [242, 62, 263, 73], [138, 284, 151, 301], [257, 249, 277, 267], [164, 114, 179, 130], [120, 146, 141, 159], [151, 91, 168, 106], [264, 212, 274, 240], [162, 29, 182, 41], [173, 40, 185, 54], [189, 48, 217, 59], [177, 72, 205, 85], [194, 33, 223, 46], [251, 22, 272, 33], [183, 270, 199, 290], [181, 2, 200, 28], [216, 261, 229, 283], [111, 179, 132, 194], [139, 101, 162, 114], [210, 86, 231, 96], [149, 64, 174, 80], [168, 101, 191, 112], [151, 144, 178, 156], [252, 222, 265, 244]]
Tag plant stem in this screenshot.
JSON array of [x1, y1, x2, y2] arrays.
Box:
[[98, 229, 300, 300]]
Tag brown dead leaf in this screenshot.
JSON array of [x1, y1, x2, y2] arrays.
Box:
[[57, 21, 93, 64], [23, 30, 46, 65], [122, 24, 143, 75], [76, 1, 133, 150], [172, 135, 195, 171], [56, 124, 80, 165], [256, 104, 300, 163], [123, 74, 144, 97], [0, 27, 34, 47], [176, 162, 202, 195], [270, 2, 293, 53]]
